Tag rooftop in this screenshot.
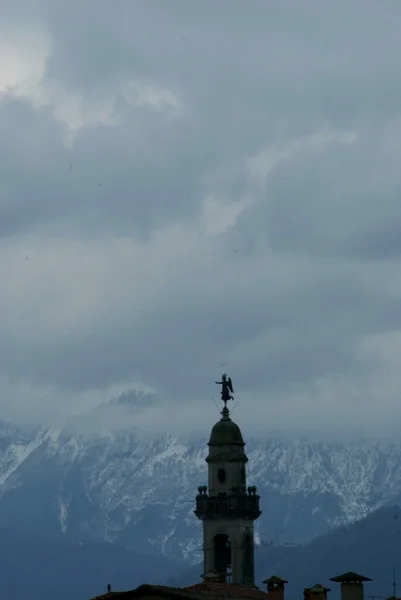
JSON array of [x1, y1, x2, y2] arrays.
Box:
[[305, 585, 331, 593], [90, 583, 268, 600], [186, 582, 268, 598], [329, 572, 372, 583], [263, 576, 288, 585]]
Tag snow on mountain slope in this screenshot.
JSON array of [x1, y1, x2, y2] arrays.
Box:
[[0, 391, 401, 565], [0, 422, 52, 486]]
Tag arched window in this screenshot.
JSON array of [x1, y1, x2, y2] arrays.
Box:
[[214, 533, 231, 576], [217, 468, 226, 483]]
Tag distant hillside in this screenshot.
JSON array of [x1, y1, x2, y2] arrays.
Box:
[[0, 526, 178, 600], [178, 505, 401, 599], [2, 504, 401, 600], [256, 504, 401, 598]]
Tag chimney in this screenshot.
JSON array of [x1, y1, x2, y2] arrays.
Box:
[[330, 572, 372, 600], [304, 584, 330, 600], [263, 576, 288, 600]]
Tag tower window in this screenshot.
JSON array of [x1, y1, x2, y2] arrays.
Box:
[[217, 468, 226, 483]]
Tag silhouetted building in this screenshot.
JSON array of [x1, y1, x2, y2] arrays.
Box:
[[194, 404, 261, 586], [91, 582, 270, 600], [264, 576, 288, 600], [304, 584, 331, 600]]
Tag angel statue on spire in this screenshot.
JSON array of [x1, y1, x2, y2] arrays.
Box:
[[215, 373, 234, 407]]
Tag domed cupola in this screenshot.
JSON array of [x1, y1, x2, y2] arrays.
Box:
[[206, 406, 248, 491], [208, 406, 245, 447]]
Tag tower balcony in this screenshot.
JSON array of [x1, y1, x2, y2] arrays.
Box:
[[194, 489, 261, 521]]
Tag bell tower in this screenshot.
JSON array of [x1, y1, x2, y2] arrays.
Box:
[[194, 375, 261, 586]]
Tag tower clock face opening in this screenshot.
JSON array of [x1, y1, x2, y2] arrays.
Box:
[[217, 468, 226, 483]]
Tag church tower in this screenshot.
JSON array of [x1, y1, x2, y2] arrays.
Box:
[[194, 375, 261, 586]]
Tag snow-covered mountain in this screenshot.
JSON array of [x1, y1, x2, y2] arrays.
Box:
[[1, 390, 401, 566]]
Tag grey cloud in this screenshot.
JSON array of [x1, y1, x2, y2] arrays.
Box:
[[261, 128, 401, 259], [1, 0, 401, 436], [28, 1, 401, 138], [0, 245, 395, 400], [1, 101, 203, 237]]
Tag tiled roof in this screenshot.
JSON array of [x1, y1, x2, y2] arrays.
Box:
[[90, 582, 268, 600], [306, 585, 331, 593], [263, 576, 288, 584], [185, 582, 268, 599], [90, 585, 186, 600], [91, 593, 137, 600]]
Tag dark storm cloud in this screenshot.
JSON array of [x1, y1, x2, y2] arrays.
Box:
[[262, 126, 401, 260], [1, 0, 401, 436]]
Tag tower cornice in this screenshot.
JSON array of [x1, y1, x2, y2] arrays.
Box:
[[206, 453, 249, 464]]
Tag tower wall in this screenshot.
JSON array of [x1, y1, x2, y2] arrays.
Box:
[[203, 520, 255, 585], [207, 445, 247, 496], [195, 400, 261, 587]]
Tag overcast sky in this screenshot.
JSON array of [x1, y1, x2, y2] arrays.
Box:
[[1, 0, 401, 438]]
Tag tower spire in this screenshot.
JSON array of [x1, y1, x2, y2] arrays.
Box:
[[194, 375, 261, 586]]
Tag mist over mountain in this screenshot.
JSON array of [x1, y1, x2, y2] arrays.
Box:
[[1, 390, 401, 600], [1, 391, 401, 560]]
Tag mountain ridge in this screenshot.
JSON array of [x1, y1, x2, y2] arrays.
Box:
[[1, 390, 401, 566]]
